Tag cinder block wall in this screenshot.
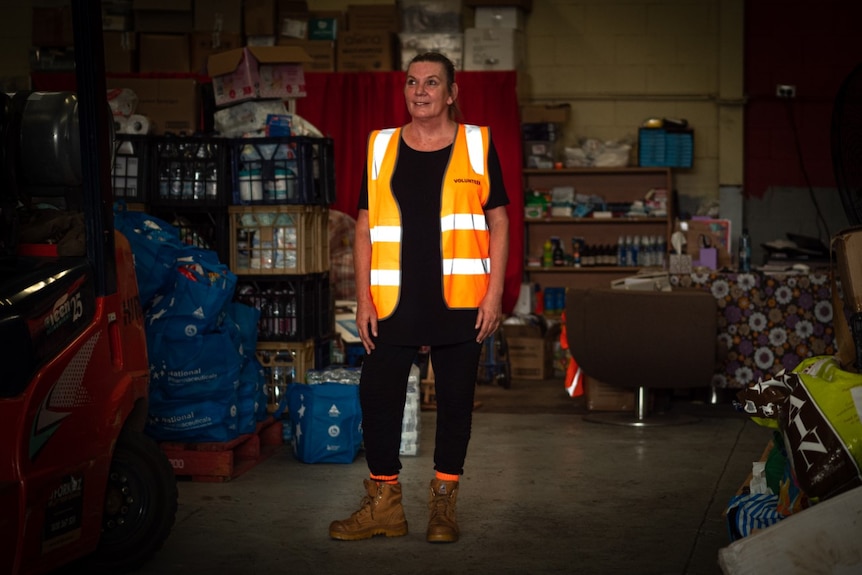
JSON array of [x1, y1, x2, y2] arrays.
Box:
[[523, 0, 742, 213]]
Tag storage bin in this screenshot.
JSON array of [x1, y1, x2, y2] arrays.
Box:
[[256, 339, 318, 386], [230, 136, 335, 206], [112, 134, 150, 202], [148, 207, 230, 264], [228, 205, 329, 275], [638, 128, 694, 168], [235, 273, 332, 342], [150, 134, 231, 207]]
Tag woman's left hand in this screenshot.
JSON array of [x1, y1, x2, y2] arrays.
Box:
[[475, 296, 502, 342]]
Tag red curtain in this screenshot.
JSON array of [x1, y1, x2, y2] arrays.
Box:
[[296, 71, 524, 313]]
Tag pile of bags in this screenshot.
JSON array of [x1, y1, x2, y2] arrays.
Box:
[[729, 355, 862, 539], [114, 202, 268, 443]]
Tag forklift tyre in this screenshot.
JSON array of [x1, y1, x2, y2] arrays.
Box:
[[86, 430, 178, 573]]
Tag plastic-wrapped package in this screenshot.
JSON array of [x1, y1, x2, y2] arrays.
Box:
[[737, 356, 862, 503]]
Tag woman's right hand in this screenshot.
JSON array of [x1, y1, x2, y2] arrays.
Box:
[[356, 298, 378, 354]]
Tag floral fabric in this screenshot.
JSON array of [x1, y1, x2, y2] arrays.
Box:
[[670, 271, 836, 389]]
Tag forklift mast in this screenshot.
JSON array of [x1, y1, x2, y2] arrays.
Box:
[[72, 0, 116, 294]]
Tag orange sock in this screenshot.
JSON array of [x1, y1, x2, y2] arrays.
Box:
[[435, 471, 460, 483], [370, 473, 399, 485]]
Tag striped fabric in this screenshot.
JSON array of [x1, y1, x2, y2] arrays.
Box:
[[725, 492, 784, 541]]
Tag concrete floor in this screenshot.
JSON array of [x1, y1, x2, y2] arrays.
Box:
[[127, 379, 772, 575]]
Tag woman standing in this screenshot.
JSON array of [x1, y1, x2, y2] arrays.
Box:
[[329, 52, 510, 544]]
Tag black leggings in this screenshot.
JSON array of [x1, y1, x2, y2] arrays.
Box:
[[359, 339, 482, 477]]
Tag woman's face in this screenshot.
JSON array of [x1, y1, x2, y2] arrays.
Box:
[[404, 61, 454, 121]]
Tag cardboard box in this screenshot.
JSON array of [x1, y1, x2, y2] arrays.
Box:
[[502, 322, 559, 380], [474, 6, 526, 29], [280, 17, 307, 40], [244, 0, 276, 36], [32, 6, 74, 47], [134, 10, 194, 33], [669, 253, 693, 274], [138, 33, 190, 73], [308, 17, 339, 40], [191, 31, 242, 75], [521, 104, 570, 124], [401, 0, 462, 34], [208, 46, 311, 106], [103, 31, 137, 74], [463, 27, 525, 71], [278, 38, 335, 72], [337, 30, 395, 72], [106, 77, 200, 135], [466, 0, 532, 10], [347, 4, 399, 32], [101, 12, 130, 31], [193, 0, 242, 33], [134, 0, 192, 9], [309, 10, 347, 37], [398, 32, 463, 71], [831, 227, 862, 367], [679, 218, 731, 269], [584, 375, 639, 412]]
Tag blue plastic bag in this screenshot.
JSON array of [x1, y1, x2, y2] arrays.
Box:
[[113, 203, 183, 308], [288, 383, 362, 464], [147, 250, 237, 336], [147, 327, 242, 401], [145, 391, 239, 443]]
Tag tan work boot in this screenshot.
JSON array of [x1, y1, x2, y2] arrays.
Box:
[[329, 479, 408, 541], [426, 478, 460, 543]]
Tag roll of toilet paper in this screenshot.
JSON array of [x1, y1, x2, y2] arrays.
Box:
[[124, 114, 150, 135]]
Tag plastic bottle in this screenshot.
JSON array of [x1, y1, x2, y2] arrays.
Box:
[[627, 235, 639, 267], [617, 236, 626, 267], [542, 238, 553, 268], [739, 228, 752, 272], [552, 238, 565, 266], [571, 237, 582, 268]]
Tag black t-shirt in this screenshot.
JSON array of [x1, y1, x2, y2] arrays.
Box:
[[357, 130, 509, 345]]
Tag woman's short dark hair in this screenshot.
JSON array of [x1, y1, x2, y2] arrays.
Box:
[[407, 51, 461, 120]]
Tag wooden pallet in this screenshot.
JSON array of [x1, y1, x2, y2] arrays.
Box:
[[160, 417, 284, 482]]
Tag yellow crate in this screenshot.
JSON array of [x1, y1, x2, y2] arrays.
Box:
[[256, 339, 317, 386], [229, 205, 329, 275]]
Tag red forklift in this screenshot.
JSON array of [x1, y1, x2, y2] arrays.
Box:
[[0, 1, 177, 573]]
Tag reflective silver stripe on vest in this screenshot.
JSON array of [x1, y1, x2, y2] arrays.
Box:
[[443, 258, 491, 275], [369, 225, 401, 242], [371, 125, 484, 177], [370, 269, 401, 286], [440, 213, 487, 233], [464, 124, 485, 175], [371, 128, 396, 180]]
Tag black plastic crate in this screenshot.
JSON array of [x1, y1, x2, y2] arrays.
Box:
[[313, 272, 333, 338], [230, 136, 336, 206], [111, 134, 150, 202], [150, 135, 231, 208], [234, 274, 328, 342], [148, 207, 230, 264]]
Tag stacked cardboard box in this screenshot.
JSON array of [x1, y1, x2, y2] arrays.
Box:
[[464, 6, 526, 72], [502, 322, 560, 381]]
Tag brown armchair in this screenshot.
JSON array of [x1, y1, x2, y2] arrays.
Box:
[[565, 287, 718, 426]]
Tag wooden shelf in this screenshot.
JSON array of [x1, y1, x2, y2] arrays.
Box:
[[523, 167, 674, 292]]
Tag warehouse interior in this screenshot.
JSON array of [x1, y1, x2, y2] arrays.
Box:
[[1, 1, 860, 575]]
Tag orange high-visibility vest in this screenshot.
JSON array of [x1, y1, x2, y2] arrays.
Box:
[[367, 124, 492, 319]]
